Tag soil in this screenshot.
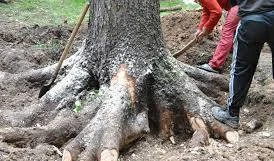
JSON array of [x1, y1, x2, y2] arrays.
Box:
[[0, 11, 273, 161], [161, 11, 229, 71]]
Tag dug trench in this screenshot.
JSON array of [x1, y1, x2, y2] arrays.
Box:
[[0, 11, 273, 161]]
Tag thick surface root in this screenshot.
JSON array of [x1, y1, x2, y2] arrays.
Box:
[[211, 121, 239, 143], [0, 56, 238, 161], [189, 117, 210, 147], [179, 62, 229, 105], [42, 65, 90, 102], [0, 63, 91, 128], [0, 40, 86, 94], [0, 49, 240, 161], [62, 65, 149, 161], [0, 109, 80, 148], [0, 88, 105, 150], [149, 56, 238, 145]]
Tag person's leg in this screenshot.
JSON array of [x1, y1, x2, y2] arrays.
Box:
[[266, 11, 274, 79], [209, 6, 240, 69], [227, 19, 265, 116], [212, 13, 269, 128], [270, 37, 274, 79]]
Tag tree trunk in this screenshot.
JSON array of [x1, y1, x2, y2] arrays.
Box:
[[0, 0, 238, 161]]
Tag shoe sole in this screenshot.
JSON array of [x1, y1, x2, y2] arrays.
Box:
[[197, 66, 219, 74], [222, 120, 239, 129]]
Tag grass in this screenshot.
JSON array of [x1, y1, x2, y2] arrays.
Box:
[[160, 0, 200, 16], [160, 0, 183, 8], [0, 0, 86, 26], [181, 2, 200, 10], [0, 0, 199, 26]]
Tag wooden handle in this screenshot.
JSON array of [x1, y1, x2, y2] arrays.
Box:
[[52, 3, 90, 80], [173, 38, 197, 58]]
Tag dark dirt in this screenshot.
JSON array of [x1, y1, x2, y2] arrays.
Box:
[[0, 19, 87, 116], [161, 11, 271, 73], [0, 20, 87, 74], [0, 11, 273, 161], [161, 11, 229, 71]]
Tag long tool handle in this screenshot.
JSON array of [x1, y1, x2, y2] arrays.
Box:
[[173, 38, 197, 58], [52, 3, 89, 81]]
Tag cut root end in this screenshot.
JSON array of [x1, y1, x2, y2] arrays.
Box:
[[225, 131, 239, 144], [211, 121, 239, 143], [189, 117, 210, 147], [62, 149, 72, 161], [100, 149, 118, 161]]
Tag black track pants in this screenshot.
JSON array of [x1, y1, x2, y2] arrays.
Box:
[[227, 10, 274, 116]]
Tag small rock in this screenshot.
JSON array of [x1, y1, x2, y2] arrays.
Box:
[[167, 156, 179, 161], [259, 131, 271, 138], [169, 136, 176, 144], [244, 119, 263, 133], [190, 150, 200, 155], [160, 149, 166, 154], [156, 147, 166, 154], [190, 147, 200, 152], [238, 130, 244, 135], [0, 135, 4, 141], [243, 108, 249, 113], [225, 143, 234, 148], [194, 147, 200, 150]]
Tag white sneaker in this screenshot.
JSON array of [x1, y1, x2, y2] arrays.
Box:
[[197, 64, 219, 73]]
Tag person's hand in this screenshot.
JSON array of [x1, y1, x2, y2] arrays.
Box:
[[194, 29, 202, 39], [195, 28, 210, 42]]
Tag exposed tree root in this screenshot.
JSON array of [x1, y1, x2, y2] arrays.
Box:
[[0, 55, 93, 128], [0, 111, 79, 148], [0, 40, 86, 88], [211, 121, 239, 143], [0, 52, 238, 161], [148, 56, 238, 146], [61, 65, 149, 161], [0, 1, 244, 160], [189, 117, 210, 147], [0, 88, 105, 148], [42, 65, 90, 102], [178, 62, 229, 104]]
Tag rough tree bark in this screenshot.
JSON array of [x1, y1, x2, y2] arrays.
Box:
[[0, 0, 238, 161]]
